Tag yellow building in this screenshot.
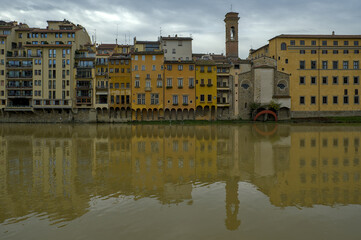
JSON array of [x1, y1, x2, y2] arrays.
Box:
[[250, 34, 361, 117], [164, 61, 196, 120], [131, 51, 164, 121], [195, 60, 217, 120], [109, 53, 131, 111]]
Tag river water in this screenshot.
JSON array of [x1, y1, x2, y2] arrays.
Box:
[[0, 123, 360, 240]]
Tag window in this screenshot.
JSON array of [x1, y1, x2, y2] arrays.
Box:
[[167, 65, 172, 70], [151, 94, 159, 105], [178, 78, 183, 88], [134, 65, 138, 71], [300, 96, 305, 104], [157, 80, 162, 88], [354, 61, 359, 69], [178, 65, 183, 71], [322, 40, 327, 46], [343, 76, 349, 85], [141, 65, 145, 71], [116, 95, 120, 104], [137, 94, 145, 105], [311, 50, 317, 54], [322, 96, 328, 104], [311, 96, 316, 105], [300, 61, 305, 69], [115, 83, 119, 89], [355, 50, 359, 54], [333, 61, 338, 69], [344, 41, 349, 46], [183, 95, 188, 105], [281, 42, 287, 50], [200, 94, 205, 102], [300, 40, 305, 45], [343, 61, 349, 69], [322, 61, 328, 69], [333, 96, 338, 104], [311, 77, 317, 85], [145, 80, 151, 88], [333, 41, 338, 46], [311, 40, 316, 45], [344, 96, 349, 104], [354, 76, 359, 85], [322, 50, 328, 54], [344, 50, 349, 54], [152, 55, 156, 60], [344, 89, 348, 95], [152, 65, 156, 71], [311, 61, 316, 69], [285, 59, 288, 64], [189, 78, 194, 87], [333, 50, 338, 54], [354, 41, 359, 46], [207, 94, 212, 102], [333, 76, 338, 85], [135, 80, 140, 88], [172, 95, 178, 105], [322, 77, 328, 85], [172, 48, 176, 54], [189, 65, 194, 71], [142, 55, 145, 61], [134, 55, 138, 60], [300, 50, 305, 54], [299, 76, 305, 85], [167, 78, 172, 87], [290, 40, 295, 45], [355, 96, 360, 104]]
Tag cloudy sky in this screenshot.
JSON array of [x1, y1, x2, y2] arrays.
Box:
[[1, 0, 361, 58]]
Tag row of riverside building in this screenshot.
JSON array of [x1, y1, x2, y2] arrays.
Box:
[[1, 12, 361, 122]]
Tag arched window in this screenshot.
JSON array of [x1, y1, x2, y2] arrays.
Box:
[[230, 26, 235, 40], [281, 42, 287, 50]]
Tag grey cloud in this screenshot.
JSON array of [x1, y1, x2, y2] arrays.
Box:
[[1, 0, 360, 58]]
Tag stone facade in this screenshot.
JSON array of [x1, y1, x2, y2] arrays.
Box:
[[238, 57, 291, 120]]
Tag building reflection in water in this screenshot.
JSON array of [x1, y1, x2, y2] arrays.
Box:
[[0, 123, 360, 231]]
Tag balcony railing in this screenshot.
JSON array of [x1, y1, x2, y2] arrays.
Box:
[[6, 64, 33, 68], [76, 74, 93, 79], [7, 74, 33, 79], [145, 87, 152, 92], [75, 53, 96, 59]]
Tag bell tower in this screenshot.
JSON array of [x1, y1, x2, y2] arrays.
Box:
[[224, 12, 240, 58]]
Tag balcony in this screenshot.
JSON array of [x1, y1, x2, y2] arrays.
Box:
[[200, 83, 205, 87], [33, 100, 71, 109], [76, 84, 92, 90], [145, 87, 152, 92], [6, 63, 33, 69], [6, 73, 33, 79], [76, 97, 92, 105], [75, 53, 96, 59], [217, 83, 230, 90], [7, 83, 33, 89], [7, 91, 33, 98], [207, 83, 213, 87], [76, 74, 93, 79], [6, 52, 31, 59]]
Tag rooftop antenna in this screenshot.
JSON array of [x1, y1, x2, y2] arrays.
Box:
[[125, 34, 127, 45], [231, 4, 233, 12], [128, 31, 130, 46], [160, 27, 162, 37]]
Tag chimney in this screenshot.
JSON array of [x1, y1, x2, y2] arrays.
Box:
[[332, 31, 335, 35]]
